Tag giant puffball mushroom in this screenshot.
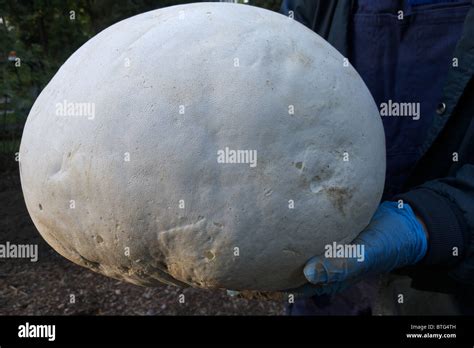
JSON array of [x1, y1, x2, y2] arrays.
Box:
[[19, 3, 386, 291]]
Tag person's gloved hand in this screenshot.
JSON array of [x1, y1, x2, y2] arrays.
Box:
[[290, 201, 428, 297]]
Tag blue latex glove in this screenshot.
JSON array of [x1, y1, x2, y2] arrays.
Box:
[[290, 201, 428, 297]]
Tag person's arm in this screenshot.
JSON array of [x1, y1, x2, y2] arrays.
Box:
[[299, 201, 428, 296], [394, 164, 474, 291], [299, 164, 474, 296]]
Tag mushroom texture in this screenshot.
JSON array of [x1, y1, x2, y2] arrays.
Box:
[[19, 3, 386, 291]]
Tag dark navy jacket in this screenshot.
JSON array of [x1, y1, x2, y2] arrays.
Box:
[[281, 0, 474, 295]]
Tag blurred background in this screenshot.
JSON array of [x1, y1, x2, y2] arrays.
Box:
[[0, 0, 283, 315]]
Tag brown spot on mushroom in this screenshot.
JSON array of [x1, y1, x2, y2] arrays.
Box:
[[325, 187, 353, 215]]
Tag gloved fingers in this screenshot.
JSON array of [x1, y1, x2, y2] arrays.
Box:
[[303, 254, 366, 285], [351, 203, 427, 273], [356, 201, 408, 239]]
